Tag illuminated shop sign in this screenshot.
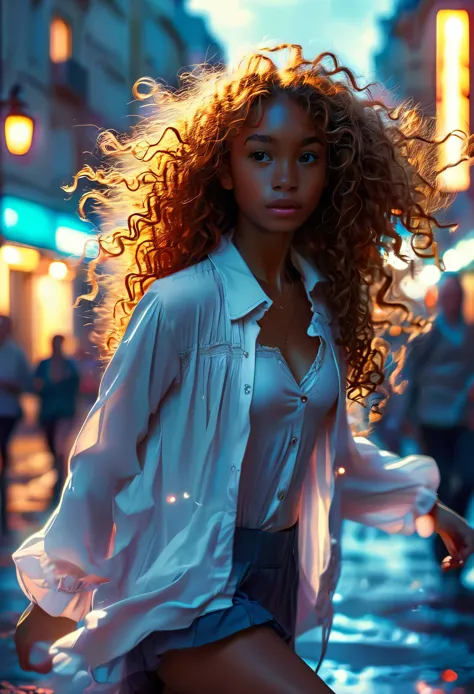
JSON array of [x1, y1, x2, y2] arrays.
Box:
[[436, 10, 470, 191], [1, 195, 99, 258]]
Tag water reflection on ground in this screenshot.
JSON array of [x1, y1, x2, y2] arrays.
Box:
[[1, 427, 474, 693]]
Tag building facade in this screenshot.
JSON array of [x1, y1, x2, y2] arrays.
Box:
[[375, 0, 474, 318], [0, 0, 224, 363]]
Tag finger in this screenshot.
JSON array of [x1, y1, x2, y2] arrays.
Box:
[[442, 555, 464, 571]]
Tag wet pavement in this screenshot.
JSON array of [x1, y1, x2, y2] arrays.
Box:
[[1, 424, 474, 693]]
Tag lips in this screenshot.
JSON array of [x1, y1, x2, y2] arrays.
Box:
[[267, 201, 301, 209]]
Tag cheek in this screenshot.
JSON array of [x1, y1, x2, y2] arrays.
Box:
[[231, 160, 267, 199], [303, 167, 327, 204]]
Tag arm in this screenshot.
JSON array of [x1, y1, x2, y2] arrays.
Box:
[[340, 433, 440, 535], [12, 285, 180, 621]]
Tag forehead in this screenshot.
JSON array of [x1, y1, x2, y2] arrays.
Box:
[[238, 93, 320, 141]]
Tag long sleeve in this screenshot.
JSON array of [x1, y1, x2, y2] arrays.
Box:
[[12, 285, 180, 621], [340, 434, 440, 535]]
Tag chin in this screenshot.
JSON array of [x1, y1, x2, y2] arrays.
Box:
[[264, 220, 306, 235]]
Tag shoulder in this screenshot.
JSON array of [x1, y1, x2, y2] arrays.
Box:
[[147, 257, 224, 322], [10, 340, 30, 363]]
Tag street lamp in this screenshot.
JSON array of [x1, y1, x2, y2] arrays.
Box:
[[1, 84, 35, 156]]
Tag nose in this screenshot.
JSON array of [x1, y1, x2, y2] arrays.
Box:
[[271, 159, 297, 192]]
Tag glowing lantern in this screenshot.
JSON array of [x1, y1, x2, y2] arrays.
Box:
[[1, 85, 35, 156]]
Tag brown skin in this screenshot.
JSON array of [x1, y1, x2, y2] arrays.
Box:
[[221, 93, 326, 384], [220, 93, 327, 292], [14, 95, 474, 690]]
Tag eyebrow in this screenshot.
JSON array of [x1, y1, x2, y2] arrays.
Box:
[[244, 134, 323, 146]]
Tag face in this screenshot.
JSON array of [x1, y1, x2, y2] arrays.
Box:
[[220, 92, 327, 236], [437, 276, 464, 320], [52, 335, 64, 352]]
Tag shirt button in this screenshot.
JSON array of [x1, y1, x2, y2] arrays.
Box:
[[277, 490, 286, 501], [291, 436, 298, 446], [243, 351, 249, 358], [300, 395, 308, 403]]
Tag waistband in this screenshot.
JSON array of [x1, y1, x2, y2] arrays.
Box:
[[233, 523, 298, 568]]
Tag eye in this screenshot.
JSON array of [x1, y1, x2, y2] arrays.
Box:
[[299, 151, 319, 163], [250, 151, 272, 163]]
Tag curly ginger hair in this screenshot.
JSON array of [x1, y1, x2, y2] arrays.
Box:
[[65, 44, 472, 410]]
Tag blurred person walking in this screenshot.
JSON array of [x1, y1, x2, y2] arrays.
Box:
[[34, 335, 80, 506], [0, 315, 32, 536], [396, 274, 474, 563]]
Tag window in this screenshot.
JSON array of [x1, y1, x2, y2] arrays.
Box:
[[51, 128, 76, 184], [28, 0, 43, 64], [50, 16, 72, 63]]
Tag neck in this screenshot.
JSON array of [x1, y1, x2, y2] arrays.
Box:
[[233, 218, 295, 292]]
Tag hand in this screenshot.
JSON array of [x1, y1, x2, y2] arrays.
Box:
[[15, 602, 77, 673], [431, 501, 474, 571]]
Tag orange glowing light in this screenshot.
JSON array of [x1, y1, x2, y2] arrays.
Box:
[[436, 10, 470, 191], [50, 16, 72, 63], [1, 244, 39, 272], [4, 113, 34, 155], [166, 495, 176, 504], [442, 670, 458, 683], [337, 467, 346, 476]]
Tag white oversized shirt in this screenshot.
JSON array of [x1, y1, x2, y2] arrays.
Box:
[[13, 235, 440, 684], [236, 337, 338, 529]]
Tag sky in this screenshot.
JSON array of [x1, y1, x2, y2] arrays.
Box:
[[188, 0, 398, 83]]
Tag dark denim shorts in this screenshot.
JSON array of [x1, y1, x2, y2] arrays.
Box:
[[122, 523, 299, 693]]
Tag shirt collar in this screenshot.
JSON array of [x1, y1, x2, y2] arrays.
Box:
[[208, 234, 327, 320]]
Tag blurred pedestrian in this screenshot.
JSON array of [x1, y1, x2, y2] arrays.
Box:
[[74, 343, 101, 409], [0, 315, 32, 536], [34, 335, 80, 505], [394, 274, 474, 563]]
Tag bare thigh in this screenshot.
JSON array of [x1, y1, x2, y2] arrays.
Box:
[[158, 625, 335, 694]]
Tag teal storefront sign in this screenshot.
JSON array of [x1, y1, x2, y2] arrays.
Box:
[[1, 195, 99, 258]]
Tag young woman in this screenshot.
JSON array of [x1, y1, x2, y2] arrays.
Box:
[[13, 45, 474, 694]]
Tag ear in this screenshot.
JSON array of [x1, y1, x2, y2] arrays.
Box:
[[218, 161, 234, 191]]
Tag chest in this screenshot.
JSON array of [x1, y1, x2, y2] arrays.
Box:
[[256, 284, 321, 386], [47, 359, 71, 384]]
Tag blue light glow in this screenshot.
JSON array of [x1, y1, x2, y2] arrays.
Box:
[[1, 195, 96, 258]]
